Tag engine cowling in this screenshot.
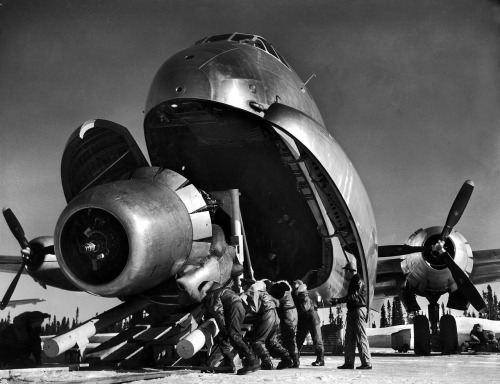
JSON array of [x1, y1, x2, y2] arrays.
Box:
[[401, 226, 473, 297], [54, 167, 212, 297], [25, 236, 79, 291]]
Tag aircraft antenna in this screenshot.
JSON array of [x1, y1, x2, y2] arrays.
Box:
[[304, 73, 316, 86]]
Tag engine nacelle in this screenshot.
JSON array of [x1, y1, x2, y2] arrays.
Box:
[[54, 168, 211, 297], [401, 226, 473, 297], [26, 236, 79, 291]]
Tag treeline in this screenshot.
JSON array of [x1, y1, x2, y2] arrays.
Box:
[[378, 296, 405, 328], [2, 284, 498, 334], [475, 284, 500, 320], [0, 307, 132, 335], [328, 305, 344, 327], [375, 284, 500, 328]]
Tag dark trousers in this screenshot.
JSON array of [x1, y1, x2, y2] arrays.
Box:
[[279, 308, 298, 356], [296, 314, 324, 356], [247, 309, 290, 363], [219, 301, 253, 361]]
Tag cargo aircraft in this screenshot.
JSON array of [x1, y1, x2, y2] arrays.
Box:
[[1, 32, 500, 358]]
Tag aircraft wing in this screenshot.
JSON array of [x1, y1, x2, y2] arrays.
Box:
[[4, 298, 45, 308], [470, 249, 500, 285], [374, 256, 404, 299], [375, 248, 500, 304], [0, 255, 25, 274]]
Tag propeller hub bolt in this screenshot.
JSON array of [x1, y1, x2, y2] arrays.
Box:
[[79, 242, 98, 254]]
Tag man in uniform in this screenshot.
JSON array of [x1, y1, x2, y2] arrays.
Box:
[[330, 262, 372, 370], [242, 279, 294, 370], [267, 280, 300, 367], [0, 311, 50, 367], [468, 323, 498, 352], [203, 282, 260, 375], [292, 279, 324, 366]]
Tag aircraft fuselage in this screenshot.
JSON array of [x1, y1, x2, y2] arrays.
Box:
[[143, 33, 377, 305]]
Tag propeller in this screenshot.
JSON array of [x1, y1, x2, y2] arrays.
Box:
[[1, 208, 31, 310], [439, 251, 486, 312], [430, 180, 485, 311], [439, 180, 474, 241], [378, 180, 486, 312]]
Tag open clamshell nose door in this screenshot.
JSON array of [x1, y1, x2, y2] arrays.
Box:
[[61, 119, 149, 202], [263, 102, 377, 307], [263, 102, 362, 257]]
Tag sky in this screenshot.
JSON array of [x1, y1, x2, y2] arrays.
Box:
[[1, 0, 500, 323]]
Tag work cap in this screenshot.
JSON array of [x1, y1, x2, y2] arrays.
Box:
[[29, 311, 51, 319], [343, 262, 357, 271]]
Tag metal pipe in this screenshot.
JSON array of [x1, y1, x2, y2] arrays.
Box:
[[176, 318, 219, 359], [229, 189, 244, 264], [239, 213, 255, 280], [43, 298, 150, 357]]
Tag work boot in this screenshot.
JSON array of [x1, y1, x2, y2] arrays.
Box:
[[311, 353, 324, 366], [290, 352, 300, 368], [356, 364, 372, 370], [276, 356, 294, 370], [261, 357, 274, 370], [220, 357, 237, 373], [253, 341, 274, 370], [268, 340, 293, 370], [236, 356, 260, 375]]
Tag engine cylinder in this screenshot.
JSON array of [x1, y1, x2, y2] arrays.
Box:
[[55, 178, 193, 297]]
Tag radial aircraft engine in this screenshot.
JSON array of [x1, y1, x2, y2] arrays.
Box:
[[377, 180, 500, 334]]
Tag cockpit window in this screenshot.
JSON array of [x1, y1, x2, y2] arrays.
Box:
[[205, 34, 232, 43], [263, 41, 277, 58], [254, 38, 266, 51], [194, 33, 290, 69], [231, 33, 255, 42]]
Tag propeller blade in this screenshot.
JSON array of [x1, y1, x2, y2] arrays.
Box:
[[2, 208, 29, 249], [378, 245, 428, 257], [0, 261, 26, 310], [440, 251, 486, 312], [440, 180, 474, 240]]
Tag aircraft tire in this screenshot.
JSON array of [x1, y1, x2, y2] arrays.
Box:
[[413, 315, 430, 356], [439, 314, 458, 355]]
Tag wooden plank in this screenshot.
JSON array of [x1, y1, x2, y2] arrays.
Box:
[[116, 311, 200, 368], [37, 370, 189, 384], [85, 325, 150, 360]]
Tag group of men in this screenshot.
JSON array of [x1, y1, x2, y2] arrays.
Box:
[[202, 261, 372, 375], [0, 264, 372, 373]]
